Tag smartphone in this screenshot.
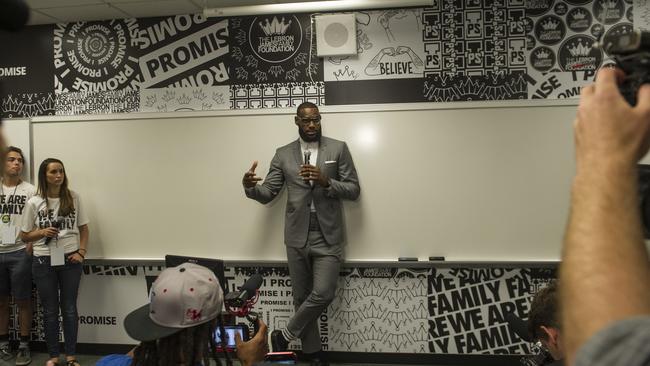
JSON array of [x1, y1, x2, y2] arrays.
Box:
[[214, 324, 249, 351], [264, 351, 298, 364]]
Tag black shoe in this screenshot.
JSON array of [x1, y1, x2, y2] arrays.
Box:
[[310, 358, 329, 366], [270, 330, 289, 352]]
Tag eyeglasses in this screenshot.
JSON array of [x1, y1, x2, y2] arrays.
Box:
[[297, 115, 321, 125]]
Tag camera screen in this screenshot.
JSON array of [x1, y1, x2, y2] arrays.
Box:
[[214, 326, 243, 348]]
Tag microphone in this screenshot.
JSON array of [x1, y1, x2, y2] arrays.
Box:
[[44, 216, 64, 245], [224, 273, 263, 309], [505, 312, 533, 342], [0, 0, 30, 31], [303, 150, 311, 165]]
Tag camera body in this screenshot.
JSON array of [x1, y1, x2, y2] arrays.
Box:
[[519, 341, 555, 366], [605, 30, 650, 105], [214, 324, 250, 352]]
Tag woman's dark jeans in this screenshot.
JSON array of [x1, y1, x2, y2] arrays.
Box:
[[32, 255, 82, 358]]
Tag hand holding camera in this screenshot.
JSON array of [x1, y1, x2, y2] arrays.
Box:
[[603, 30, 650, 106]]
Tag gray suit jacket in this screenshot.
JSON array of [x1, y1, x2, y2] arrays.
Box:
[[245, 136, 360, 247]]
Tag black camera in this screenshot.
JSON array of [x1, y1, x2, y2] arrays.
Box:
[[604, 30, 650, 106], [519, 341, 554, 366]]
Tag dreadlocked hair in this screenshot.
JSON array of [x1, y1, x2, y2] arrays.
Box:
[[131, 315, 233, 366]]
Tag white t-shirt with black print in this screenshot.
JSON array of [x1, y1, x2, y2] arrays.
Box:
[[21, 191, 89, 257], [0, 181, 36, 253]]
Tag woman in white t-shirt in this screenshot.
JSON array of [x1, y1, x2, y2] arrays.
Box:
[[20, 158, 89, 366]]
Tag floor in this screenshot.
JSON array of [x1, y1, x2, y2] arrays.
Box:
[[1, 352, 395, 366]]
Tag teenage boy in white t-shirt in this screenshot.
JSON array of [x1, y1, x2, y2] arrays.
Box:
[[0, 147, 35, 365]]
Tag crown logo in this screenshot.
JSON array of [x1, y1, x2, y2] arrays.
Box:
[[259, 17, 291, 36], [269, 65, 284, 77], [535, 49, 551, 59], [245, 54, 259, 68], [541, 18, 560, 30], [193, 89, 206, 100], [162, 90, 175, 102], [1, 95, 20, 116], [568, 40, 592, 57], [332, 65, 359, 81], [599, 0, 618, 9], [145, 94, 157, 107], [177, 94, 191, 105], [572, 9, 587, 20], [212, 92, 224, 104], [39, 93, 55, 113]]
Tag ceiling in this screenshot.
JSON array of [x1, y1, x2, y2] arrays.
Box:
[[25, 0, 326, 25]]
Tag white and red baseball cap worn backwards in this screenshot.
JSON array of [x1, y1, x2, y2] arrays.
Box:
[[124, 262, 224, 342]]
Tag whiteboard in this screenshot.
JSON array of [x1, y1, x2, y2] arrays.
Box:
[[2, 119, 32, 183], [30, 103, 578, 261]]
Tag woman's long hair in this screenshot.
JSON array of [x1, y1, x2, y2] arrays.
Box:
[[37, 158, 74, 216], [131, 315, 232, 366]]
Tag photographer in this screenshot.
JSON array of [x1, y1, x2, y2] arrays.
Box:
[[561, 67, 650, 366], [527, 281, 563, 365], [96, 263, 269, 366]]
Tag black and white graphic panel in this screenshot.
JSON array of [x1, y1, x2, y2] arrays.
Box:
[[526, 70, 597, 99], [2, 93, 55, 119], [55, 90, 139, 115], [0, 25, 54, 95], [53, 19, 142, 93], [525, 0, 633, 99], [329, 268, 429, 353], [230, 82, 324, 109], [0, 25, 54, 118], [634, 0, 650, 30], [428, 268, 534, 355], [140, 86, 230, 112], [323, 9, 425, 82], [137, 15, 230, 89], [53, 15, 231, 94], [77, 265, 151, 344], [423, 72, 527, 102], [424, 0, 527, 77], [225, 266, 304, 350], [325, 78, 426, 105], [228, 14, 321, 85]]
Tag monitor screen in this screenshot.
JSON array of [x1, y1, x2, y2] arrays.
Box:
[[164, 254, 228, 294]]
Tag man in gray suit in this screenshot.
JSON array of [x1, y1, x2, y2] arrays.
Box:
[[242, 102, 360, 366]]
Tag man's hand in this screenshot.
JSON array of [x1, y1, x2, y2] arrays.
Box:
[[235, 319, 269, 366], [574, 68, 650, 172], [242, 161, 262, 188], [299, 164, 330, 187]]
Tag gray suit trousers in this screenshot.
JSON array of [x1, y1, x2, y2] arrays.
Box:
[[286, 230, 342, 354]]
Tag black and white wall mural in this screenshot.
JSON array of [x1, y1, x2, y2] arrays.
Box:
[[1, 0, 649, 118], [524, 0, 633, 98], [4, 263, 553, 356]]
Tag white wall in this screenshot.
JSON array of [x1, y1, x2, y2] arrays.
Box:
[[30, 101, 578, 261]]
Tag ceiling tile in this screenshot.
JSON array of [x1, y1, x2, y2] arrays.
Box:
[[110, 0, 200, 18], [27, 9, 62, 25], [39, 4, 129, 23]]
